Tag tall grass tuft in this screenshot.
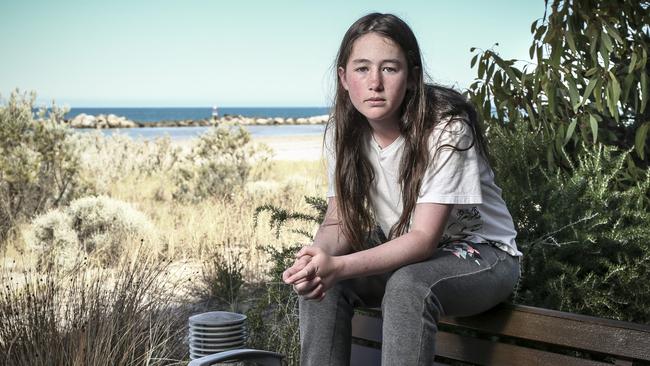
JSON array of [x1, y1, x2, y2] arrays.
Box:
[[0, 250, 190, 366]]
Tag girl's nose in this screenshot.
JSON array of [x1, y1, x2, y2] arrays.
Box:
[[368, 69, 383, 91]]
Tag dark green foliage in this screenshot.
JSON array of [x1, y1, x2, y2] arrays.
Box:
[[488, 124, 650, 323], [253, 196, 327, 238], [0, 91, 88, 246], [246, 244, 302, 366], [465, 0, 650, 323], [467, 0, 650, 175], [245, 197, 327, 366]]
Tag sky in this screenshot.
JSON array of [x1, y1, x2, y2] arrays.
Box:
[[0, 1, 545, 107]]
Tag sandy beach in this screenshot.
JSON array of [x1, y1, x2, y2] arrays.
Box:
[[253, 134, 324, 161]]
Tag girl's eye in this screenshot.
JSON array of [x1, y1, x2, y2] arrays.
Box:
[[382, 67, 397, 73], [354, 66, 369, 72]]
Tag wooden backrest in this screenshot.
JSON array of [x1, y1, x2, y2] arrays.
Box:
[[350, 304, 650, 366]]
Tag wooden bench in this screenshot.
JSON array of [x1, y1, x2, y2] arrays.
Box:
[[350, 303, 650, 365]]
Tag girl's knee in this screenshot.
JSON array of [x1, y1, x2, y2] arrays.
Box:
[[383, 266, 430, 303]]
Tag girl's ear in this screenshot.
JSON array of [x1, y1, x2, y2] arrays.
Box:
[[338, 66, 349, 91]]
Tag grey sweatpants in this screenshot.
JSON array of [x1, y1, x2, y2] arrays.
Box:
[[298, 241, 520, 365]]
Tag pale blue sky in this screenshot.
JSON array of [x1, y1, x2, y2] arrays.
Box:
[[0, 1, 544, 107]]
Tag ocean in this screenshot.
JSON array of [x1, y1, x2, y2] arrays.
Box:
[[65, 107, 329, 140], [64, 107, 330, 122]]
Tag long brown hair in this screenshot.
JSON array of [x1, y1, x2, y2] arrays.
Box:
[[327, 13, 487, 252]]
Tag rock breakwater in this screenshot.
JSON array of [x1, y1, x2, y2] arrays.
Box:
[[68, 113, 329, 128]]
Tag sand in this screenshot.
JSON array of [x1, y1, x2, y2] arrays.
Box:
[[253, 134, 324, 161]]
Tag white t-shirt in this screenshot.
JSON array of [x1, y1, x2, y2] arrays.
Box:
[[325, 117, 522, 257]]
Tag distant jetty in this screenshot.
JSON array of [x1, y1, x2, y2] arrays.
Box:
[[66, 113, 329, 129]]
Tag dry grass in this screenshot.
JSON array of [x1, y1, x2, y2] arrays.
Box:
[[0, 132, 326, 365]]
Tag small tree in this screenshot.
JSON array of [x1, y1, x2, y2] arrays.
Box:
[[0, 90, 86, 245], [468, 0, 649, 177]]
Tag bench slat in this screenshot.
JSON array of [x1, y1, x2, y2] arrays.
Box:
[[442, 304, 650, 361], [436, 330, 613, 366], [351, 343, 449, 366]]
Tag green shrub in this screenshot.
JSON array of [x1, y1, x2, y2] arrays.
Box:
[[172, 124, 272, 202], [488, 124, 650, 323], [0, 91, 88, 246], [243, 197, 326, 366], [26, 195, 158, 268], [246, 244, 302, 366]]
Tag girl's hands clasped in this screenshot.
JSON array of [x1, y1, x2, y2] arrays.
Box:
[[282, 246, 343, 301]]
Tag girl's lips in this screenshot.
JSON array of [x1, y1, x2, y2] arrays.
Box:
[[366, 98, 386, 105]]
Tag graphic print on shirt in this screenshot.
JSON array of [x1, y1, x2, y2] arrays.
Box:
[[439, 207, 484, 265]]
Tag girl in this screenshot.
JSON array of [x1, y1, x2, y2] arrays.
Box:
[[283, 13, 521, 366]]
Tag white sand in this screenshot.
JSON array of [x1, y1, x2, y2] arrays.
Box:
[[171, 134, 325, 161], [254, 134, 324, 161]]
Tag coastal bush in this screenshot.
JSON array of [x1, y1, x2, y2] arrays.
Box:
[[246, 245, 302, 366], [488, 124, 650, 323], [172, 124, 272, 202], [0, 91, 87, 247], [0, 252, 190, 366], [71, 131, 181, 193], [244, 197, 327, 366], [26, 195, 158, 268]]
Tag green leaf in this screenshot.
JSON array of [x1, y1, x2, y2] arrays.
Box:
[[530, 19, 539, 34], [478, 58, 486, 79], [622, 72, 635, 104], [593, 78, 604, 112], [585, 67, 599, 77], [601, 32, 613, 52], [589, 30, 599, 59], [604, 22, 623, 44], [589, 114, 598, 143], [471, 54, 478, 68], [564, 118, 577, 145], [629, 51, 638, 74], [635, 122, 649, 158], [568, 79, 580, 111], [566, 31, 577, 53], [470, 47, 476, 52], [609, 71, 621, 104], [599, 39, 610, 69], [581, 77, 598, 106], [534, 25, 547, 41], [550, 44, 562, 67], [525, 103, 536, 127], [487, 62, 495, 81], [529, 44, 535, 60]]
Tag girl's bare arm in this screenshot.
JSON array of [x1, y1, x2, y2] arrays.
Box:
[[312, 197, 351, 256], [335, 203, 451, 280]]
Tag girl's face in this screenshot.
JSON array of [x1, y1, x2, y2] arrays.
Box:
[[338, 32, 409, 128]]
